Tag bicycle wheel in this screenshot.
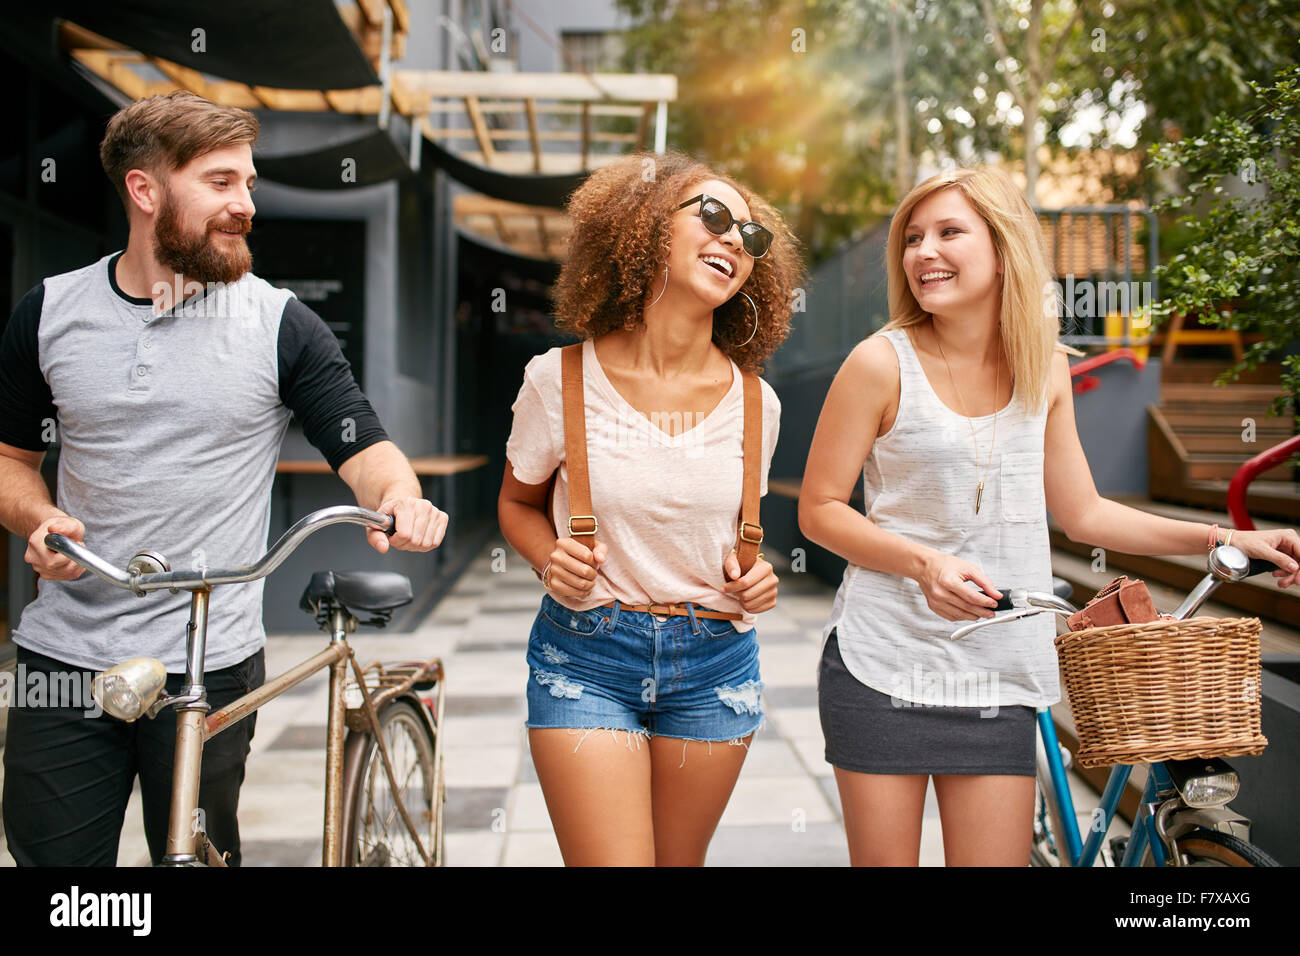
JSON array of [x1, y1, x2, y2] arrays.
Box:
[[341, 699, 440, 866], [1141, 827, 1280, 867]]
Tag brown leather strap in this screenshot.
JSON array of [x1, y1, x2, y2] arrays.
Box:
[[598, 601, 742, 622], [734, 370, 763, 574], [560, 344, 598, 549]]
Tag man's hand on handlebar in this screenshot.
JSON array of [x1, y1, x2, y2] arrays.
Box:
[[367, 496, 448, 554], [26, 514, 87, 580]]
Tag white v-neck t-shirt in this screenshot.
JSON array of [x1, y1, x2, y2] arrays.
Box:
[[506, 338, 780, 631]]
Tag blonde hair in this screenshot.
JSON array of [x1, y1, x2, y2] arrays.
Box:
[[882, 166, 1065, 412]]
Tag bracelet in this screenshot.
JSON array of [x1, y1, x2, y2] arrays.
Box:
[[1207, 523, 1220, 553], [532, 558, 552, 585], [1224, 529, 1235, 549]]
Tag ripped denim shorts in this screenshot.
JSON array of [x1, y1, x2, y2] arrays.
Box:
[[525, 594, 764, 743]]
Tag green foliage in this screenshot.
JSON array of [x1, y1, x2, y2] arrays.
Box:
[[1150, 64, 1300, 405]]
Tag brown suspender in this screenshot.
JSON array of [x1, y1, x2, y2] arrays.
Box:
[[560, 344, 599, 550], [558, 342, 764, 575]]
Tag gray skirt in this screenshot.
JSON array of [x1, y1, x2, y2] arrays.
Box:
[[818, 629, 1036, 776]]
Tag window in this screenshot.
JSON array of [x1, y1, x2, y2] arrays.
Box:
[[560, 31, 623, 73]]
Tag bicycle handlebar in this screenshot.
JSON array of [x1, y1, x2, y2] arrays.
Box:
[[952, 545, 1280, 641], [44, 506, 395, 595]]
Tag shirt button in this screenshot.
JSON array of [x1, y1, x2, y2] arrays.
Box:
[[136, 366, 147, 377], [142, 339, 152, 349]]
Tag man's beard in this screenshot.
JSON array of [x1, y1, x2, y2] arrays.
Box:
[[153, 189, 253, 286]]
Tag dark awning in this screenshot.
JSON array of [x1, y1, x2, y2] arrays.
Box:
[[421, 134, 586, 210], [256, 128, 411, 190], [457, 230, 561, 285], [51, 0, 378, 90]]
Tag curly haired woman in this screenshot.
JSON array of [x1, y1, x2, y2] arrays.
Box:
[[498, 151, 804, 865]]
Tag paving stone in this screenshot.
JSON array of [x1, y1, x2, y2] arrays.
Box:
[[268, 724, 328, 751], [762, 685, 819, 708], [241, 837, 321, 867], [444, 786, 509, 833], [705, 823, 850, 866], [444, 693, 525, 718]]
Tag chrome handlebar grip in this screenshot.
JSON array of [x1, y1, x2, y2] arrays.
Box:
[[43, 506, 395, 593]]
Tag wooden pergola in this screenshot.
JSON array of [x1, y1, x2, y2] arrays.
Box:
[[60, 2, 677, 261]]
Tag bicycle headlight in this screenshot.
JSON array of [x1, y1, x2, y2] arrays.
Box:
[[93, 657, 166, 721], [1173, 766, 1241, 808]]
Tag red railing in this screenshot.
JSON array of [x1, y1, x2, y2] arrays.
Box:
[[1226, 434, 1300, 531], [1069, 348, 1147, 394]]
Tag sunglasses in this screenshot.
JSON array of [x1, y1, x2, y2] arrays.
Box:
[[677, 194, 773, 259]]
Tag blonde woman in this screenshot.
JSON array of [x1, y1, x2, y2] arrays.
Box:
[[498, 151, 804, 865], [799, 166, 1300, 866]]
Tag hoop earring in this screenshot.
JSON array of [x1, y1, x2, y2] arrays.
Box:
[[648, 266, 668, 308], [716, 291, 759, 349]]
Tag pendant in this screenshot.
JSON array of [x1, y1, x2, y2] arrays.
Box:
[[975, 481, 984, 515]]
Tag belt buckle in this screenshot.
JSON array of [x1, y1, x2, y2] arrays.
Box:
[[647, 603, 674, 618]]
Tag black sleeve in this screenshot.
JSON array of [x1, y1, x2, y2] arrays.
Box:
[[277, 297, 389, 472], [0, 283, 56, 451]]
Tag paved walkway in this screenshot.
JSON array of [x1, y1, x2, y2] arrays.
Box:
[[0, 537, 1110, 866]]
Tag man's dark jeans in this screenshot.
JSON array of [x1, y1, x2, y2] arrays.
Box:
[[2, 645, 265, 866]]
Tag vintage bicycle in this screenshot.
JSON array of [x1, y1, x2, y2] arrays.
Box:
[[44, 505, 445, 867], [953, 544, 1281, 867]]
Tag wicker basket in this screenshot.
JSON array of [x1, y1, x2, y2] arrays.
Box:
[[1054, 616, 1268, 769]]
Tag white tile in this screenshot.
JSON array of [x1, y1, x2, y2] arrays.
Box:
[[502, 830, 564, 867], [768, 706, 823, 739], [444, 715, 527, 749], [244, 750, 326, 789], [509, 782, 554, 832], [734, 737, 804, 778], [919, 816, 947, 866], [444, 653, 530, 695], [444, 744, 522, 789], [757, 644, 822, 687], [445, 831, 506, 867], [788, 735, 833, 777], [236, 784, 326, 840], [719, 775, 835, 827]]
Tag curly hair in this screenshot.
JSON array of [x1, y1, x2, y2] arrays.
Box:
[[553, 151, 805, 373]]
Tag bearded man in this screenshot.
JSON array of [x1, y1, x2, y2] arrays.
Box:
[[0, 91, 446, 866]]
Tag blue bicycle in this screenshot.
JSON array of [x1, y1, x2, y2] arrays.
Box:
[[954, 545, 1281, 867]]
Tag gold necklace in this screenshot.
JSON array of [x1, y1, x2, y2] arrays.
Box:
[[934, 327, 1000, 514]]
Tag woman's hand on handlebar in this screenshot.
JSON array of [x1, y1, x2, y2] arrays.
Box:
[[26, 514, 87, 581], [917, 552, 1002, 622], [544, 536, 607, 601], [1227, 528, 1300, 588]]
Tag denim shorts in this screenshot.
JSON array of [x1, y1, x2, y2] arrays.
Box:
[[525, 594, 764, 742]]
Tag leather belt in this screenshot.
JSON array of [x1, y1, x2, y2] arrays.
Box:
[[598, 601, 741, 622]]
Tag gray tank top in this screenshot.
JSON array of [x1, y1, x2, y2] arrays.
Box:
[[822, 327, 1058, 709]]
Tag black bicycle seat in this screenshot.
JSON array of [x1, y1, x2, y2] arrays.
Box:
[[299, 570, 413, 615]]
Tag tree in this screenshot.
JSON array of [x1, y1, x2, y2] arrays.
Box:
[[977, 0, 1085, 203], [1149, 65, 1300, 404]]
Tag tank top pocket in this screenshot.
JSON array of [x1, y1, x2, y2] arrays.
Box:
[[999, 451, 1045, 523]]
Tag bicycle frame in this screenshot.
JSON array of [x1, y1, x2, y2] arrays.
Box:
[[1035, 711, 1238, 867], [164, 591, 442, 866]]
